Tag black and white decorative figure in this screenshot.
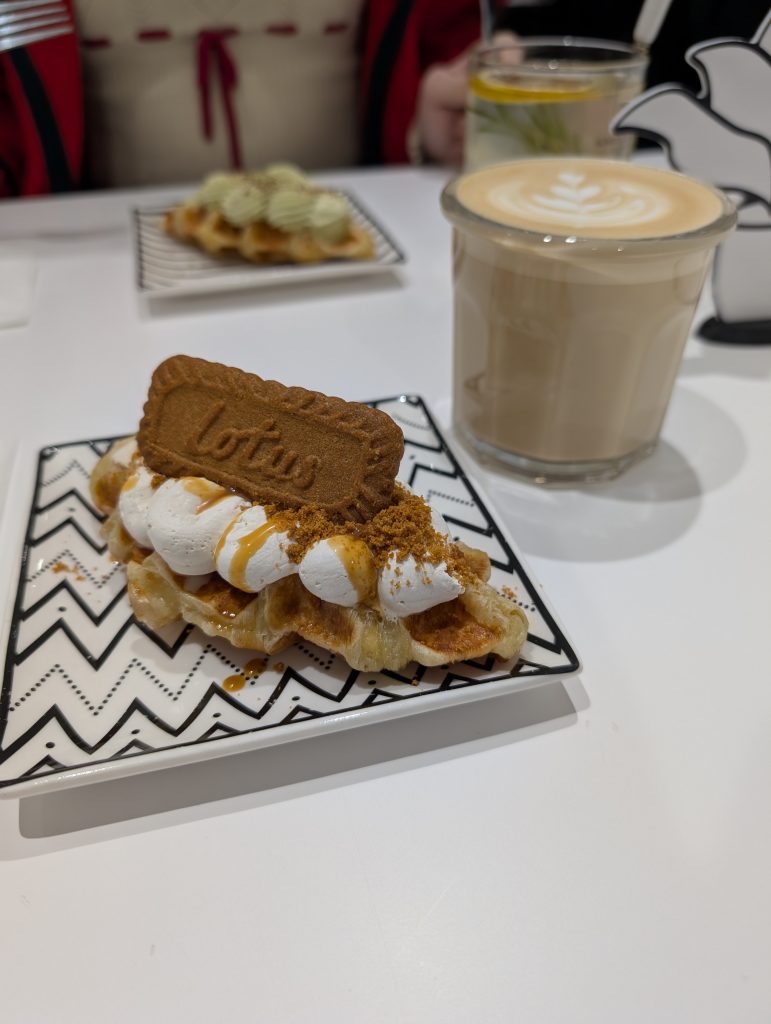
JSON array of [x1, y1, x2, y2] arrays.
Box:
[[614, 9, 771, 344]]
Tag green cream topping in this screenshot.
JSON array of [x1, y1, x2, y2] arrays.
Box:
[[188, 172, 242, 210], [265, 189, 316, 233], [221, 181, 268, 227], [309, 193, 350, 245], [184, 166, 351, 238], [264, 163, 310, 188]]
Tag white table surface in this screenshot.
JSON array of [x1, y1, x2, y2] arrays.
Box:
[[0, 165, 769, 1024]]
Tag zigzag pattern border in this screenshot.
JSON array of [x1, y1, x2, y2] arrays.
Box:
[[0, 403, 580, 788]]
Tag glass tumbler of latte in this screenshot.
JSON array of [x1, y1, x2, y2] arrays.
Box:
[[441, 158, 736, 482]]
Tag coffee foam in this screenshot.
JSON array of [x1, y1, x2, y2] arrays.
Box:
[[456, 158, 724, 239]]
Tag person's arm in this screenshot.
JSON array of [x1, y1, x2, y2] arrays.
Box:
[[359, 0, 484, 165], [0, 71, 23, 197], [0, 6, 83, 197]]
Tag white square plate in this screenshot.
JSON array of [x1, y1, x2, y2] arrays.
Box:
[[0, 398, 579, 797], [133, 191, 405, 297]]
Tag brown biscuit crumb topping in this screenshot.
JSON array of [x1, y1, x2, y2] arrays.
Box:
[[276, 485, 477, 584]]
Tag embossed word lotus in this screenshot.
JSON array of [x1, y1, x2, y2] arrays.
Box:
[[138, 356, 404, 522]]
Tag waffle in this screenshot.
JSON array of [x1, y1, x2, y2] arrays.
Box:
[[92, 444, 528, 672], [163, 206, 375, 265]]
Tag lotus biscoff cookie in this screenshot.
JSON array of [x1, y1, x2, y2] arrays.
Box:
[[92, 357, 528, 672]]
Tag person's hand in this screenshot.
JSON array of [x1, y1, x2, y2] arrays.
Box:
[[414, 31, 518, 166], [414, 49, 469, 166]]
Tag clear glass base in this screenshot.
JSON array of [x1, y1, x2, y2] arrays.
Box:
[[455, 421, 658, 485]]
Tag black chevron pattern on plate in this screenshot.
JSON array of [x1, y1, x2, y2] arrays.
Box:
[[0, 400, 579, 789]]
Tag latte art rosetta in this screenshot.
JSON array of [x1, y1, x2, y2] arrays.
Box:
[[455, 158, 725, 239], [490, 171, 671, 229]]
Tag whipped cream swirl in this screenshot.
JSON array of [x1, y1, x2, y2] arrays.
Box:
[[117, 457, 463, 619]]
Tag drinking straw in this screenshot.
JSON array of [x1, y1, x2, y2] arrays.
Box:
[[479, 0, 495, 42], [633, 0, 676, 48]]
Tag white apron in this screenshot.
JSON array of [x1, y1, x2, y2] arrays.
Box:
[[74, 0, 363, 186]]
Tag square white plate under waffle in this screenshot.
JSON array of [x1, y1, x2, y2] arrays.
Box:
[[0, 398, 579, 797], [133, 191, 405, 297]]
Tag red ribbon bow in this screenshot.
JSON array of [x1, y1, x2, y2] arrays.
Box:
[[197, 28, 242, 170]]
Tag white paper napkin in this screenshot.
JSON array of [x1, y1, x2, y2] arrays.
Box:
[[0, 252, 36, 328]]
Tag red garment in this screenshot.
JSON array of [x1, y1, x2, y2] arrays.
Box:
[[0, 0, 484, 196], [0, 0, 82, 197], [359, 0, 484, 163]]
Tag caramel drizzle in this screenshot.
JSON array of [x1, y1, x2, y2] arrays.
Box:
[[195, 493, 232, 515], [328, 535, 375, 602], [216, 517, 284, 592], [181, 477, 223, 499], [244, 658, 268, 678], [179, 476, 236, 515], [221, 656, 270, 693], [222, 674, 245, 692]]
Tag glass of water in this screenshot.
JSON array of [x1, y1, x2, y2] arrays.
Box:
[[465, 37, 648, 171]]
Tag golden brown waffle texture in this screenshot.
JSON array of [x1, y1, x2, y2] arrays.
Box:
[[164, 206, 375, 264], [91, 441, 528, 672]]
